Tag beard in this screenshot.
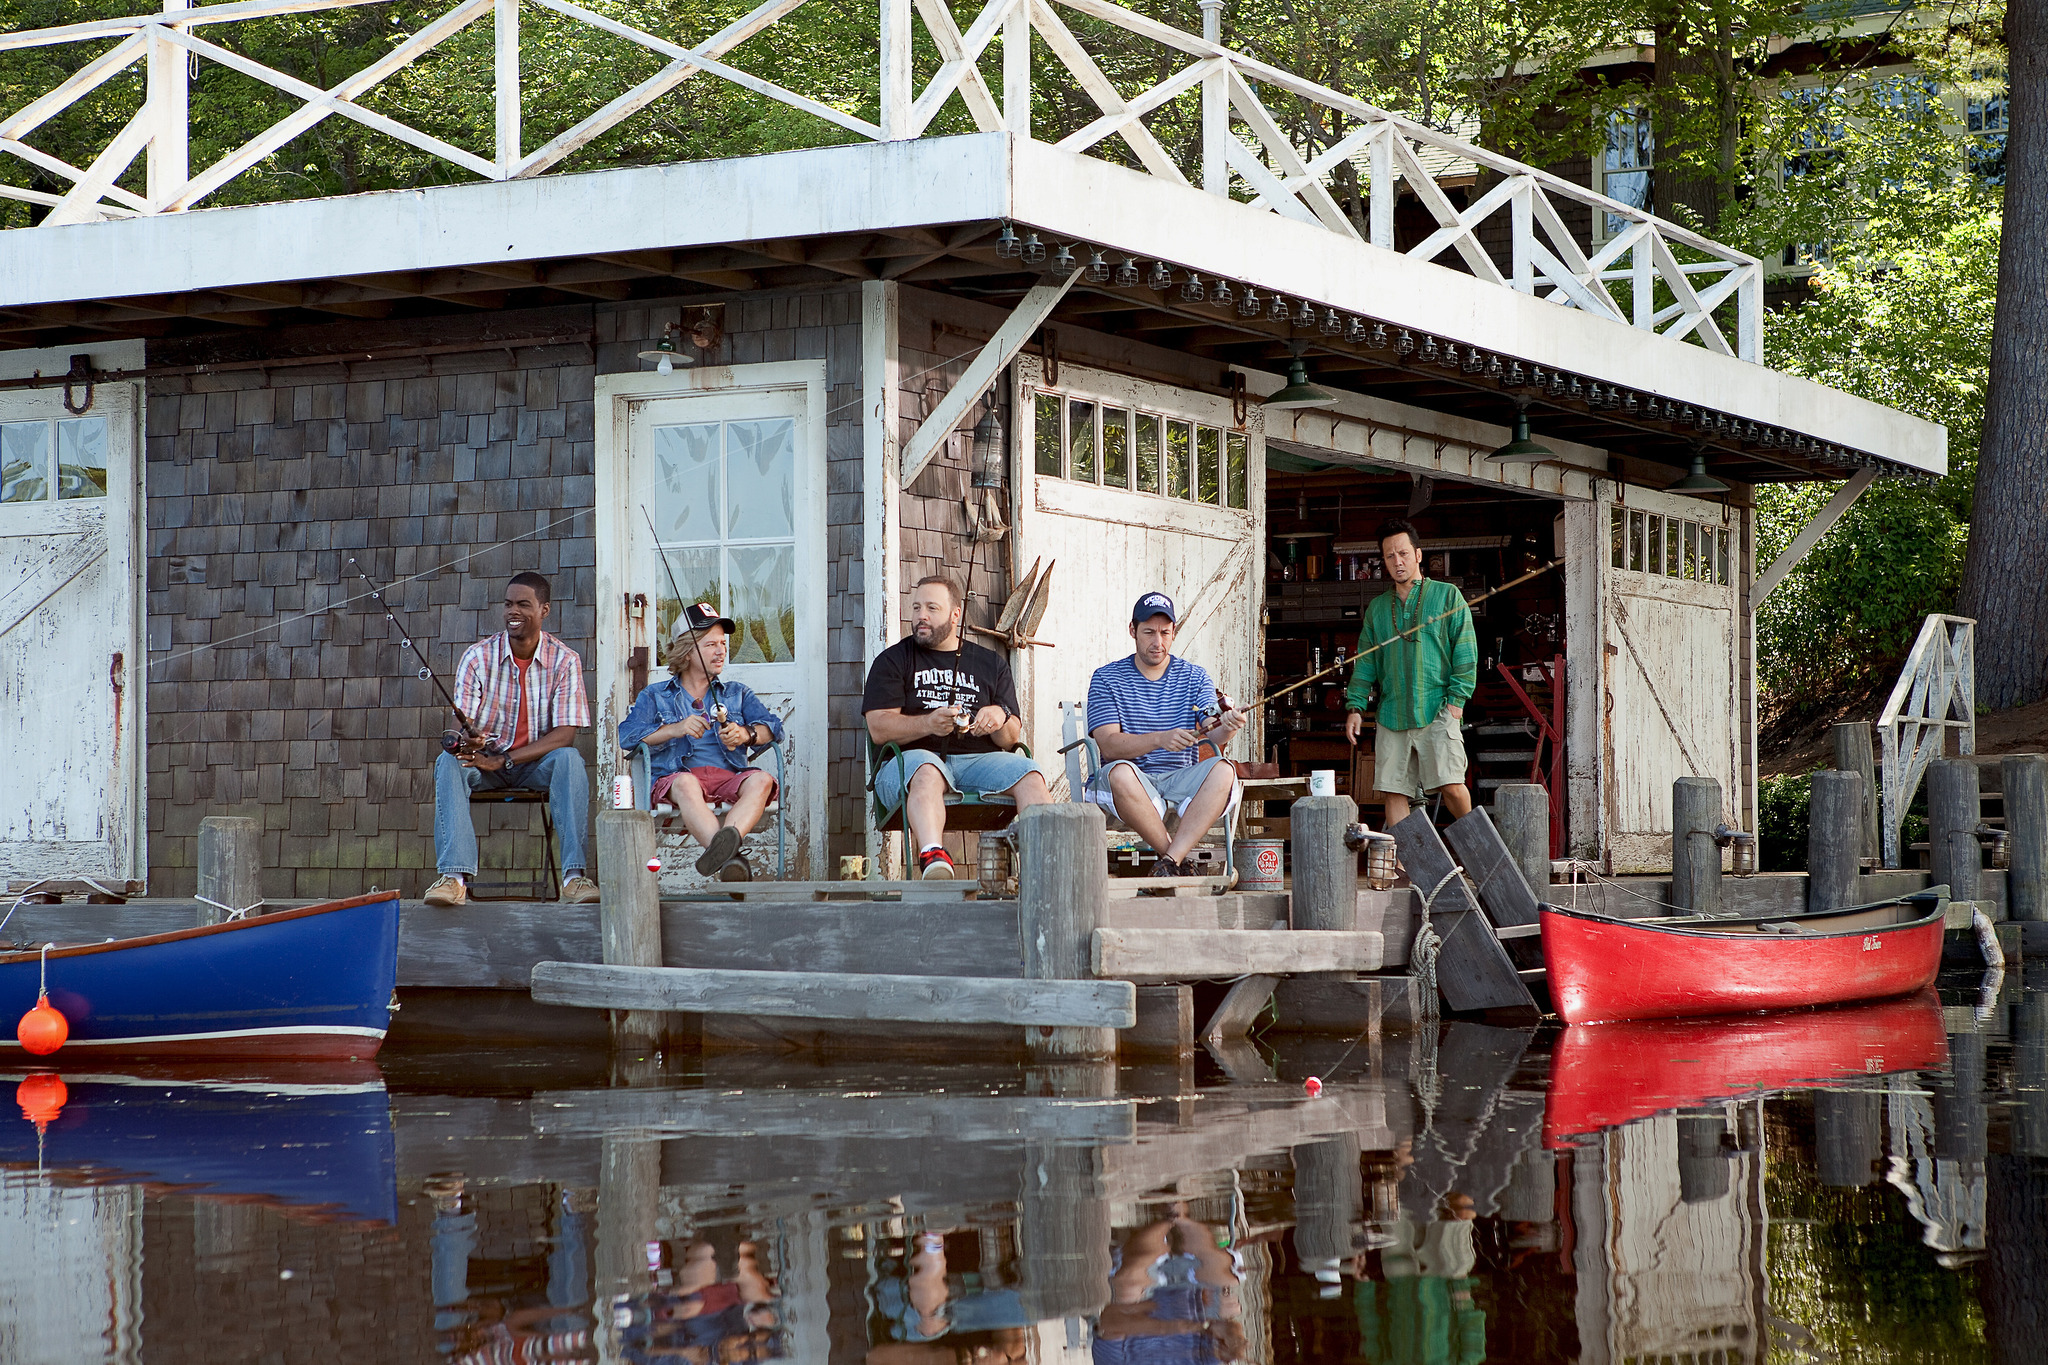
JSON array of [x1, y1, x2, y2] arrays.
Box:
[[912, 620, 941, 644]]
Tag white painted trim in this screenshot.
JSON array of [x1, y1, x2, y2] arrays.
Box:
[[1751, 465, 1878, 604], [594, 360, 830, 880], [900, 269, 1079, 484], [0, 1024, 387, 1049], [861, 281, 901, 874]]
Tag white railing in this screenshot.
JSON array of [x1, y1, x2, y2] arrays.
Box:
[[1878, 613, 1975, 868], [0, 0, 1763, 359]]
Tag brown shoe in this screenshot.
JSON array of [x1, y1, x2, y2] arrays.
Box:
[[423, 875, 467, 907], [559, 875, 601, 905], [716, 857, 752, 882]]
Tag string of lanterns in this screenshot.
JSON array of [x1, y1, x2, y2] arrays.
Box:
[[990, 223, 1935, 487]]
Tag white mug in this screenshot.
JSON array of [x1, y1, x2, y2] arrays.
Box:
[[1308, 769, 1336, 797]]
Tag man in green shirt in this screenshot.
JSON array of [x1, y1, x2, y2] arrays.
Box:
[[1343, 518, 1478, 827]]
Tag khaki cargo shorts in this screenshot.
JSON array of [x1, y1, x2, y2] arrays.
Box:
[[1373, 708, 1468, 799]]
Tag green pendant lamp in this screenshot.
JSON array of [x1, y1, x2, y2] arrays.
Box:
[[1488, 409, 1555, 463]]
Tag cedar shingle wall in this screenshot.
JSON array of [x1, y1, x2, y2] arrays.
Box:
[[145, 290, 865, 898]]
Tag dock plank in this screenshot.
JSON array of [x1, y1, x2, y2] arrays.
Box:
[[664, 900, 1021, 977], [531, 1086, 1138, 1141], [530, 962, 1136, 1028], [1092, 928, 1384, 981]]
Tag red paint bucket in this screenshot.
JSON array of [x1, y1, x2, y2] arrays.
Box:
[[1235, 839, 1286, 892]]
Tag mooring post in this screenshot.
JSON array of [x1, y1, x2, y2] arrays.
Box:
[[1292, 794, 1358, 932], [595, 1135, 661, 1349], [1291, 1133, 1363, 1282], [1494, 784, 1551, 900], [1671, 777, 1723, 914], [595, 808, 668, 1052], [1017, 802, 1114, 1061], [1831, 722, 1882, 865], [1808, 770, 1864, 913], [196, 814, 261, 925], [1928, 757, 1982, 904], [1016, 1140, 1112, 1325], [2003, 755, 2047, 923]]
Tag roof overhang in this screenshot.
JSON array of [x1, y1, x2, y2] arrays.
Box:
[[0, 132, 1944, 482]]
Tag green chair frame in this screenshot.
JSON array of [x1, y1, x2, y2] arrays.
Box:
[[628, 740, 787, 880]]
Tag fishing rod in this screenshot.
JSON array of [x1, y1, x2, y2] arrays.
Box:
[[640, 504, 730, 736], [1249, 558, 1564, 713], [346, 557, 505, 756]]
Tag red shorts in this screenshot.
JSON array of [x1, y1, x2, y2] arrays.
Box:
[[652, 766, 774, 807]]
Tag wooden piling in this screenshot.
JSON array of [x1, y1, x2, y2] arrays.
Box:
[[1831, 721, 1881, 864], [595, 1135, 661, 1328], [1671, 777, 1723, 914], [2014, 986, 2048, 1159], [1928, 757, 1982, 903], [1815, 1090, 1883, 1187], [1291, 1133, 1363, 1271], [2003, 755, 2048, 923], [1808, 770, 1864, 913], [1017, 802, 1115, 1061], [196, 815, 261, 925], [1017, 1141, 1111, 1323], [595, 809, 668, 1052], [1290, 795, 1358, 933], [1494, 784, 1551, 899]]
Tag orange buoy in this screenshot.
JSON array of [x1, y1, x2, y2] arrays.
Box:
[[17, 994, 68, 1056], [15, 1073, 67, 1126]]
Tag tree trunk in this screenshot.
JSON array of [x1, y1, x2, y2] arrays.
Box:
[[1650, 9, 1729, 231], [1959, 0, 2048, 708]]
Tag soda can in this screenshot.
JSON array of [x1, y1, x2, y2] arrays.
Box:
[[612, 774, 633, 809]]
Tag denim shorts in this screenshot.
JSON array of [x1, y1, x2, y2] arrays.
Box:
[[872, 748, 1052, 810], [1085, 754, 1237, 821]]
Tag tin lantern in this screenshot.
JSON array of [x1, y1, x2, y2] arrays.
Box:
[[1713, 823, 1758, 876], [978, 831, 1015, 897], [1360, 831, 1399, 890], [1977, 822, 2011, 871]]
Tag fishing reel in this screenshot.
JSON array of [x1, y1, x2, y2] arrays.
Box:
[[441, 729, 509, 758], [1190, 692, 1235, 734]]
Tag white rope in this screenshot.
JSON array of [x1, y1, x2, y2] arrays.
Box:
[[196, 894, 266, 922]]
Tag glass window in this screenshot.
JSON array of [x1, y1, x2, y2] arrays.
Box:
[[1034, 392, 1062, 476], [1717, 528, 1731, 585], [725, 418, 794, 540], [1102, 408, 1130, 489], [1600, 106, 1653, 239], [1645, 515, 1662, 574], [55, 418, 107, 500], [1135, 414, 1161, 494], [1611, 507, 1626, 569], [1068, 400, 1097, 483], [1165, 420, 1191, 499], [651, 423, 720, 543], [1628, 510, 1644, 572], [1968, 77, 2007, 185], [1683, 521, 1699, 580], [1226, 432, 1248, 508], [1196, 427, 1220, 505], [728, 543, 795, 665], [650, 415, 798, 663], [655, 547, 720, 643], [1666, 518, 1681, 578], [1, 420, 50, 503]]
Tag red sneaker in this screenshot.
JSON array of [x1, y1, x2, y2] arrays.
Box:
[[918, 848, 956, 880]]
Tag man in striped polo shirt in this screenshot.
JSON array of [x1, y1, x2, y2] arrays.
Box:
[[1083, 592, 1245, 877]]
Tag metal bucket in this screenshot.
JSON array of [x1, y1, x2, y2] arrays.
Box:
[[1235, 838, 1286, 893]]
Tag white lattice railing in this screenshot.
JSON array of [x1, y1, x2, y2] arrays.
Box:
[[1878, 613, 1976, 869], [0, 0, 1763, 359]]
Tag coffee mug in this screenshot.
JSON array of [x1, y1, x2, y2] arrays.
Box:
[[838, 854, 868, 881], [1308, 769, 1336, 797]]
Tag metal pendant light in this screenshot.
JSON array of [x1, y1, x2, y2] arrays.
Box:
[[1488, 408, 1554, 463], [1263, 347, 1338, 410], [1669, 450, 1729, 493], [638, 324, 693, 375]]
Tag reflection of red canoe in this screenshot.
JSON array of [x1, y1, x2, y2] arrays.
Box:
[[1541, 892, 1945, 1025], [1543, 990, 1948, 1146]]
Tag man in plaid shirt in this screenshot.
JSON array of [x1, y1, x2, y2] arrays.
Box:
[[424, 572, 598, 906]]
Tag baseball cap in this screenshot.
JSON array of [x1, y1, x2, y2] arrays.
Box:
[[676, 602, 738, 637], [1131, 591, 1177, 624]]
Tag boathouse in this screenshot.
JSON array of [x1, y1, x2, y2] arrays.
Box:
[[0, 0, 1945, 898]]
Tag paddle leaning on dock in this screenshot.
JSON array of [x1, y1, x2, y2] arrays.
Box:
[[2, 892, 400, 1058]]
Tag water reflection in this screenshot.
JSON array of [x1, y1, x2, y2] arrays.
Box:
[[2, 969, 2046, 1363]]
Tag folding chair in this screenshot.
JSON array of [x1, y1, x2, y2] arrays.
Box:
[[866, 740, 1032, 853], [1059, 701, 1239, 874], [466, 789, 560, 900], [628, 741, 787, 879]]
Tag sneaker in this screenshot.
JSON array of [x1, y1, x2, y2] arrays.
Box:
[[695, 824, 742, 876], [716, 857, 752, 882], [423, 875, 467, 907], [559, 875, 601, 905], [1149, 855, 1182, 878], [918, 848, 955, 880]]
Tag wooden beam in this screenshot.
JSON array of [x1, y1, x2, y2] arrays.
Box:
[[1752, 465, 1878, 605], [1091, 929, 1384, 981], [529, 1086, 1137, 1140], [901, 269, 1080, 483], [1201, 974, 1278, 1042], [530, 961, 1137, 1027]]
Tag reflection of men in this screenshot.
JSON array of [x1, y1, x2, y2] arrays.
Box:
[[863, 576, 1053, 879], [1344, 519, 1477, 826], [1085, 593, 1243, 877], [426, 572, 597, 906], [618, 604, 784, 881], [1095, 1203, 1246, 1363]]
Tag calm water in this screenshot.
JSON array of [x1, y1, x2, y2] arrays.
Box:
[[5, 967, 2047, 1364]]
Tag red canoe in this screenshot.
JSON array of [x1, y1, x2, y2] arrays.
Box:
[[1541, 891, 1946, 1025], [1543, 989, 1948, 1145]]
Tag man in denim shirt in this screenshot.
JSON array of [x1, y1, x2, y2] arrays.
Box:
[[619, 604, 784, 880]]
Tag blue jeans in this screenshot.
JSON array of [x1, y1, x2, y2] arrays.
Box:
[[434, 748, 589, 879]]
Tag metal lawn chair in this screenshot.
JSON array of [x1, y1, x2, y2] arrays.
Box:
[[628, 740, 787, 880], [1059, 700, 1239, 875]]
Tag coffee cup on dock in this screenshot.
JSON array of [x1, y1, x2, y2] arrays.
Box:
[[838, 855, 868, 881], [1308, 769, 1336, 797]]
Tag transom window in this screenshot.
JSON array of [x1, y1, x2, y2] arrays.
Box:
[[1, 415, 107, 503], [647, 415, 796, 663], [1033, 389, 1250, 510], [1610, 506, 1731, 586]]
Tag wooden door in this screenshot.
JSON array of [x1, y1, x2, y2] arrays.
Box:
[[0, 385, 142, 883], [1601, 486, 1742, 873], [1011, 358, 1264, 777], [595, 364, 828, 883]]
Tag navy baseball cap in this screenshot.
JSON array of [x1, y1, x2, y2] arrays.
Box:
[[1131, 591, 1177, 624]]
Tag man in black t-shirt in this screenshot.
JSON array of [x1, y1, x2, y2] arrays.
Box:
[[863, 575, 1053, 878]]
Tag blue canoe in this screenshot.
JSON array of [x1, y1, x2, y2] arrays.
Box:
[[1, 892, 398, 1058]]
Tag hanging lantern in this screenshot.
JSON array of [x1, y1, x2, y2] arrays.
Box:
[[971, 400, 1006, 488], [1360, 831, 1399, 890]]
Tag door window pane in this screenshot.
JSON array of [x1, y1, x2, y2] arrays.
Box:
[[1627, 510, 1644, 571], [725, 418, 795, 540], [1683, 521, 1699, 579], [55, 417, 107, 500], [1, 421, 49, 503], [1034, 393, 1062, 476], [654, 547, 721, 645], [1666, 518, 1681, 577], [1068, 401, 1097, 483], [1717, 528, 1731, 584], [1135, 414, 1160, 493], [1226, 432, 1248, 508], [652, 423, 720, 543], [728, 544, 796, 664], [1102, 409, 1129, 488], [1611, 507, 1625, 568], [1645, 515, 1662, 574], [1196, 427, 1220, 504], [1165, 420, 1191, 499]]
